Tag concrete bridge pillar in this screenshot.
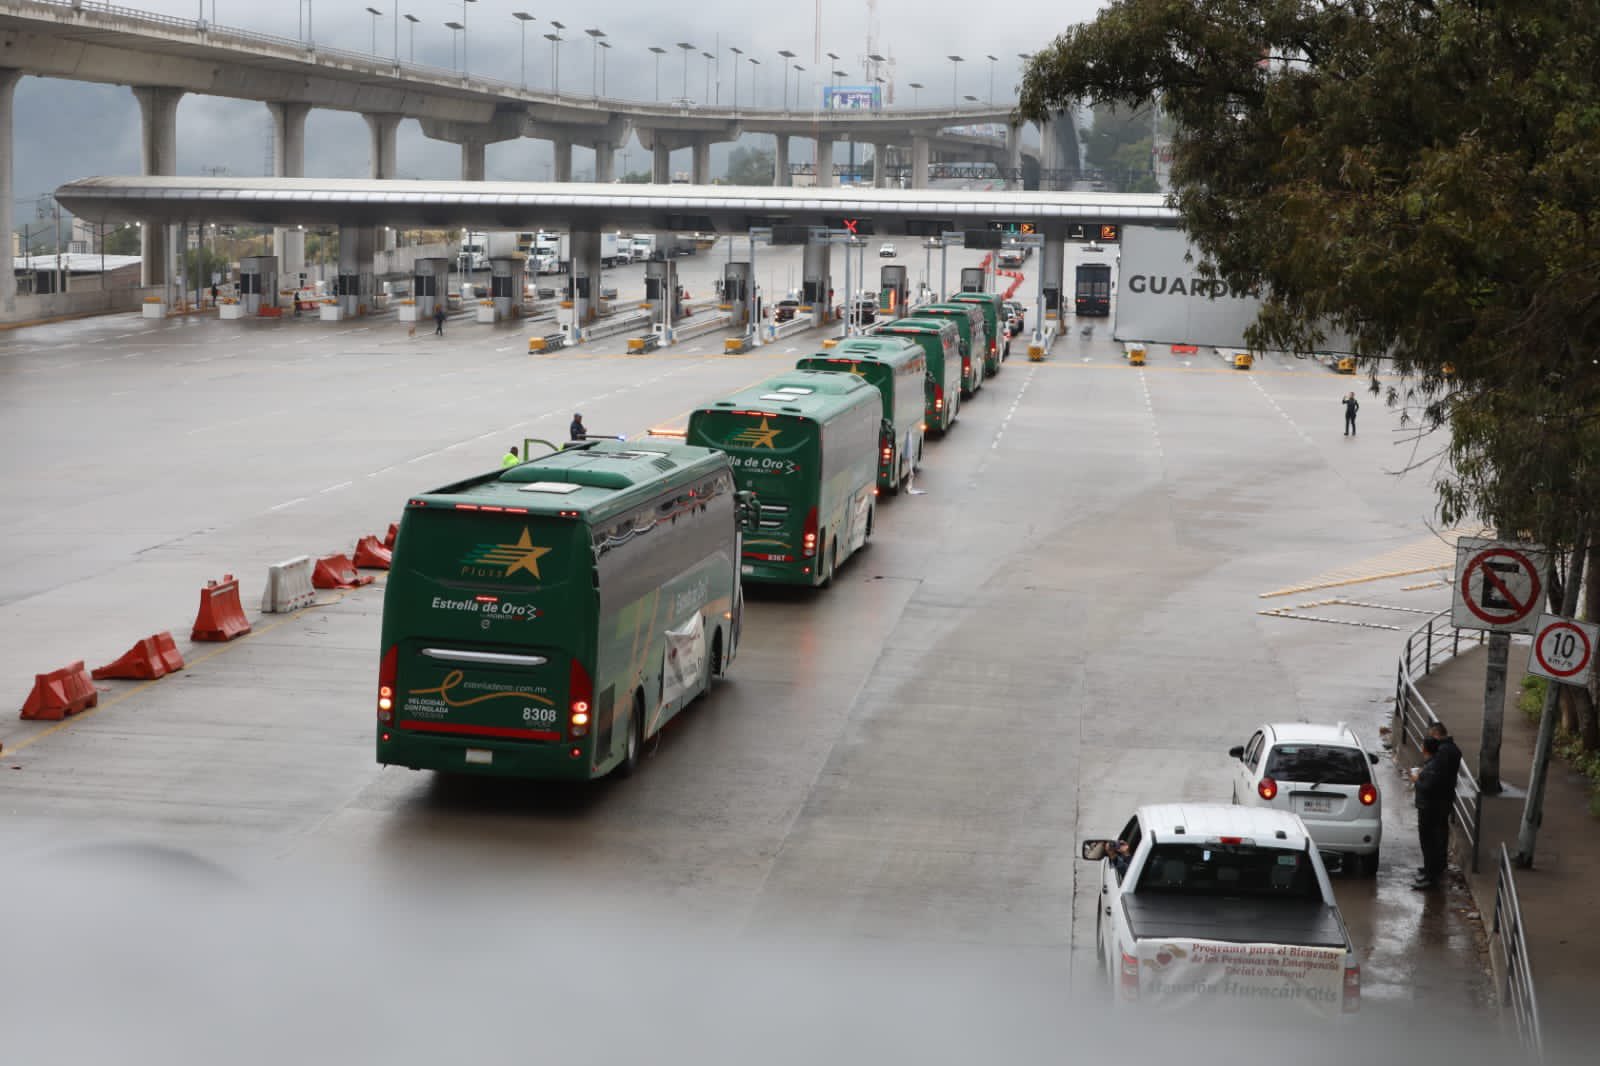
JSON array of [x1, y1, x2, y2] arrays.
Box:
[[267, 101, 311, 283], [364, 112, 402, 179], [691, 137, 712, 185], [774, 134, 791, 187], [911, 135, 931, 190], [872, 143, 889, 189], [133, 86, 183, 289], [593, 141, 616, 183], [552, 137, 573, 182], [1005, 125, 1023, 190], [1, 69, 21, 316], [814, 135, 836, 188], [460, 139, 487, 181], [652, 141, 671, 184]]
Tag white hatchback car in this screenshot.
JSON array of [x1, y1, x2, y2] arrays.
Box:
[[1228, 722, 1382, 876]]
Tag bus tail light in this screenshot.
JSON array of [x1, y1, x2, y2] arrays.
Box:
[[1119, 952, 1140, 1001], [1258, 777, 1278, 801], [377, 645, 397, 723], [1359, 782, 1377, 806], [1342, 962, 1361, 1013], [802, 507, 819, 559], [568, 658, 593, 738]]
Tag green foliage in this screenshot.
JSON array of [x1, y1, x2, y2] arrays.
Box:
[[1018, 0, 1600, 550], [725, 145, 777, 187], [103, 225, 140, 255]]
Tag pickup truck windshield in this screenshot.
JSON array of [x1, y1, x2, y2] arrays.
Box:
[[1139, 843, 1321, 900], [1265, 744, 1371, 785]]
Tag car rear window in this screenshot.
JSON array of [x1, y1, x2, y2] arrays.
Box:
[[1265, 744, 1371, 785], [1140, 843, 1321, 899]]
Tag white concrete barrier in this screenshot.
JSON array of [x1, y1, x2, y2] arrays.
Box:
[[261, 556, 315, 613]]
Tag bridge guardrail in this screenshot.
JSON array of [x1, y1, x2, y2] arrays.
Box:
[[1492, 844, 1544, 1057]]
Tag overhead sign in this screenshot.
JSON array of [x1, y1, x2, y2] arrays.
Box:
[[823, 86, 882, 111], [1529, 614, 1597, 684], [1451, 536, 1548, 633], [1114, 226, 1355, 351]]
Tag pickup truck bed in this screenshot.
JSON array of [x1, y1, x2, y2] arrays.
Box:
[[1124, 895, 1348, 949]]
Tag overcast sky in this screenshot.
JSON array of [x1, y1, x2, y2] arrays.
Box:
[[10, 0, 1105, 223]]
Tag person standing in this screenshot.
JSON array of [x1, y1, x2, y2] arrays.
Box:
[[569, 413, 587, 442], [1343, 391, 1360, 436], [433, 303, 447, 336], [1411, 736, 1454, 890]]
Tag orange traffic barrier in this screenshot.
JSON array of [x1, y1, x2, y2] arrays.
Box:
[[312, 554, 374, 590], [353, 535, 392, 570], [92, 632, 185, 681], [192, 574, 252, 642], [383, 522, 399, 550], [1171, 343, 1199, 355], [21, 661, 99, 721]]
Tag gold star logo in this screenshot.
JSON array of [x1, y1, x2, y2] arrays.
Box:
[[730, 417, 781, 449]]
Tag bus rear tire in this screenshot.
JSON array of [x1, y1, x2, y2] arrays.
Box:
[[616, 693, 644, 778]]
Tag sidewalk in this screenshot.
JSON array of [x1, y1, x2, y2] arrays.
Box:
[[1413, 641, 1600, 1043]]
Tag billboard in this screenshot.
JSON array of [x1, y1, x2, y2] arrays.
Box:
[[824, 85, 882, 111], [1113, 225, 1353, 352]]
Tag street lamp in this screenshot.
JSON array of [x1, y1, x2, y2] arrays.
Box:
[[778, 49, 795, 112], [365, 6, 382, 55], [585, 29, 607, 98], [649, 46, 667, 102], [512, 12, 534, 89], [986, 54, 998, 104], [908, 81, 923, 108], [445, 20, 464, 72], [677, 42, 695, 104], [729, 46, 743, 109], [702, 51, 715, 105], [546, 22, 565, 95], [948, 55, 964, 109], [403, 13, 417, 61]]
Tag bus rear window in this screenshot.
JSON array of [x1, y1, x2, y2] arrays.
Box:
[[1140, 843, 1321, 899]]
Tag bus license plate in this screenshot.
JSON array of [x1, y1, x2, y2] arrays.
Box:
[[465, 749, 493, 766]]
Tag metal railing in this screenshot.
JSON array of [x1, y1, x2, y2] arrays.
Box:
[[1392, 609, 1486, 871], [1492, 844, 1544, 1057]]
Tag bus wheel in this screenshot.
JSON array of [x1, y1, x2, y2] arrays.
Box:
[[617, 693, 644, 777]]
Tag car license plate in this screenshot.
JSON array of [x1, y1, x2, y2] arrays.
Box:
[[1299, 797, 1335, 814], [465, 749, 493, 766]]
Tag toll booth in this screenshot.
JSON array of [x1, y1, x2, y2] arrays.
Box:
[[238, 255, 278, 314], [489, 257, 525, 319], [1043, 285, 1061, 321], [960, 266, 988, 294], [722, 262, 753, 328], [413, 257, 448, 318], [879, 264, 908, 319]]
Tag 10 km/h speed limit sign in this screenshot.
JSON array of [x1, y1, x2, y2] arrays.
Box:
[[1451, 536, 1548, 634], [1529, 614, 1599, 685]]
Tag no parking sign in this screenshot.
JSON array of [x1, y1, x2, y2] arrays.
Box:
[[1529, 614, 1598, 685]]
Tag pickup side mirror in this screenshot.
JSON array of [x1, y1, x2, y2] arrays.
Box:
[[1228, 745, 1245, 760], [735, 490, 761, 534]]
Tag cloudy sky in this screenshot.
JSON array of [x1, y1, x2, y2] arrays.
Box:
[[10, 0, 1104, 222]]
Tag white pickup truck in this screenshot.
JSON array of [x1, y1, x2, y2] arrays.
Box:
[[1085, 803, 1360, 1018]]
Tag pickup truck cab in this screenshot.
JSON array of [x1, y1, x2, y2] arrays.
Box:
[[1086, 803, 1360, 1017]]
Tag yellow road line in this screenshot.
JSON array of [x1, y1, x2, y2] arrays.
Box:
[[3, 593, 347, 759]]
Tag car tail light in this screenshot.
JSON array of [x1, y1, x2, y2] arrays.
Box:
[[1359, 782, 1377, 806], [1343, 963, 1361, 1013], [801, 507, 819, 558], [1258, 777, 1278, 801], [376, 645, 397, 722], [568, 658, 593, 739], [1120, 952, 1140, 1001]]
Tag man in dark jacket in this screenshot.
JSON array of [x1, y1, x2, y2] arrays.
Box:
[[1412, 736, 1455, 889]]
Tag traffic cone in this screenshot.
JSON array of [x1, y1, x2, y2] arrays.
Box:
[[353, 535, 392, 570]]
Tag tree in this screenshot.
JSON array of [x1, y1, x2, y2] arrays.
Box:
[[103, 225, 140, 255], [1020, 1, 1600, 850], [725, 144, 776, 187]]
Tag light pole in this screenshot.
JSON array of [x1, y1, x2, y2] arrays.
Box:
[[948, 55, 964, 109], [445, 20, 463, 72], [585, 29, 606, 98], [778, 49, 795, 111], [513, 12, 534, 89], [986, 54, 998, 105], [365, 7, 381, 55], [547, 22, 565, 95], [649, 46, 667, 102], [702, 51, 715, 106], [909, 81, 923, 108], [729, 46, 743, 110], [599, 40, 611, 97], [677, 42, 695, 104], [403, 13, 417, 61]]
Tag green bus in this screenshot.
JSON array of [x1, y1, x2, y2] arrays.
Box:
[[688, 371, 879, 588], [914, 303, 988, 397], [950, 291, 1007, 375], [873, 317, 962, 434], [795, 335, 926, 494], [376, 438, 748, 781]]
